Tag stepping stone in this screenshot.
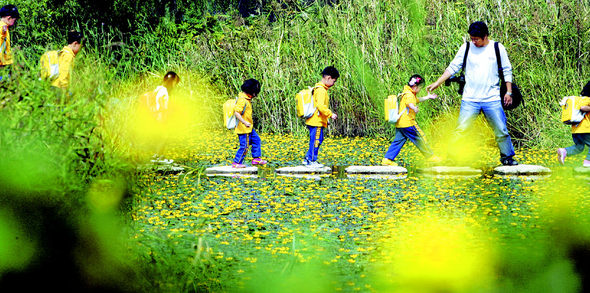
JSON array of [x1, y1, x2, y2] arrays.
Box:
[[574, 167, 590, 175], [494, 164, 551, 175], [345, 165, 408, 175], [205, 166, 258, 174], [276, 173, 323, 181], [419, 166, 482, 176], [347, 174, 407, 180], [138, 164, 185, 174], [276, 165, 332, 174]]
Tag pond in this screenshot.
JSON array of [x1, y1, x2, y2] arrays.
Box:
[[129, 131, 590, 292]]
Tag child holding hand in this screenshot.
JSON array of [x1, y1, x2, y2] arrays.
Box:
[[382, 74, 440, 166]]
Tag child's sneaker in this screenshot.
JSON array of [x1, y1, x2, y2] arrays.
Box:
[[584, 160, 590, 167], [557, 148, 567, 165], [381, 158, 398, 166], [232, 162, 246, 168], [252, 158, 268, 165]]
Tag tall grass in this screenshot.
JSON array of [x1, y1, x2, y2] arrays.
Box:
[[165, 0, 589, 147]]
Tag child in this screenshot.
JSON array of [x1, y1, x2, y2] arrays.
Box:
[[52, 31, 83, 89], [382, 74, 440, 166], [232, 78, 268, 168], [303, 66, 339, 168], [0, 5, 19, 78], [557, 81, 590, 167], [150, 71, 180, 164]]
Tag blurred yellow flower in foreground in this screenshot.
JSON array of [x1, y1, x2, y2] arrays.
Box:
[[372, 212, 496, 292]]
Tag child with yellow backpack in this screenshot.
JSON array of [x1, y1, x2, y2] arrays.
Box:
[[382, 74, 440, 166], [231, 79, 268, 168], [40, 31, 83, 89], [0, 5, 19, 80], [557, 81, 590, 167]]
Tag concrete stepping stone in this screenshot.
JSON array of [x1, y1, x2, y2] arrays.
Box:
[[494, 164, 551, 175], [574, 167, 590, 175], [345, 165, 408, 175], [275, 165, 332, 174], [138, 164, 185, 174], [205, 166, 258, 174], [419, 166, 482, 176], [276, 173, 323, 181], [347, 174, 407, 180]]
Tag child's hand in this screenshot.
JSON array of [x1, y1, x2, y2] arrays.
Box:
[[244, 122, 252, 127], [331, 113, 337, 119], [426, 92, 438, 100]]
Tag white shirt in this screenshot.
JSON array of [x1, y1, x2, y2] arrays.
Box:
[[446, 41, 513, 103]]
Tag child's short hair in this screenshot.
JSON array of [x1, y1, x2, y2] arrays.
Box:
[[0, 5, 19, 19], [241, 79, 261, 96], [408, 74, 425, 87], [67, 31, 83, 44], [582, 81, 590, 97], [162, 71, 180, 89], [321, 66, 340, 79], [468, 21, 489, 38]]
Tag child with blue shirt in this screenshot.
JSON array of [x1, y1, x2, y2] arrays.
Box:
[[382, 74, 440, 166]]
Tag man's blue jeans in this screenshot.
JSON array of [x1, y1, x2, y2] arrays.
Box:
[[454, 100, 515, 160]]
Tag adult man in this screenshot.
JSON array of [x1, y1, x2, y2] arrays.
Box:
[[426, 21, 518, 166]]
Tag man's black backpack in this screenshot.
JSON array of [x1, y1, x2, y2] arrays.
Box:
[[453, 41, 523, 110], [494, 42, 523, 110]]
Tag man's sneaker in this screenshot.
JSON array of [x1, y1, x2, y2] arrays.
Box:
[[381, 158, 398, 166], [584, 160, 590, 167], [426, 155, 442, 164], [501, 157, 519, 166], [306, 161, 324, 168], [252, 158, 268, 165], [557, 148, 567, 165], [232, 162, 246, 168]]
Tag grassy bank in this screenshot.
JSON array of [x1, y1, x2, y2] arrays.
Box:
[[6, 0, 590, 147]]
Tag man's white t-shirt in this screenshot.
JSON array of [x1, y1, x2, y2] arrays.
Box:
[[446, 41, 513, 103]]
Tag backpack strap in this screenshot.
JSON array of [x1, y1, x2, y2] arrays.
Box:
[[235, 96, 246, 115], [397, 92, 409, 115], [461, 41, 470, 75], [494, 41, 505, 83]]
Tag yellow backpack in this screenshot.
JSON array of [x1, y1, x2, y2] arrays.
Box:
[[223, 97, 246, 129], [296, 86, 320, 118], [384, 93, 407, 123], [39, 50, 60, 80], [560, 96, 586, 125]]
